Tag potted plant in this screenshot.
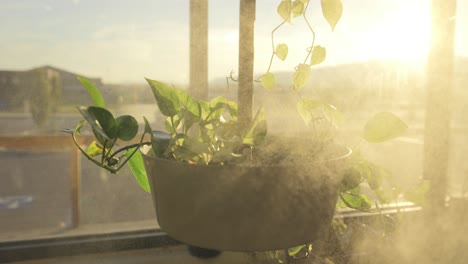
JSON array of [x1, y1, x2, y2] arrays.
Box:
[[63, 0, 407, 257]]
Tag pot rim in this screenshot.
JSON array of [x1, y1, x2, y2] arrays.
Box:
[[140, 143, 352, 169]]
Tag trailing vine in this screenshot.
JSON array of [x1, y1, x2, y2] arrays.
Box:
[[258, 0, 344, 148], [260, 0, 341, 91]]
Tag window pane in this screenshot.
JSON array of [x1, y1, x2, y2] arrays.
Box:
[[0, 0, 466, 252]]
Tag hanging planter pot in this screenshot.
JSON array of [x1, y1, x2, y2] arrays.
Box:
[[141, 139, 351, 252]]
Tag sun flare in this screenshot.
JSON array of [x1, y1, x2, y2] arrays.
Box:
[[364, 7, 431, 65]]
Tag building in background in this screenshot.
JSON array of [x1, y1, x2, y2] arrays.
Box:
[[0, 66, 102, 112]]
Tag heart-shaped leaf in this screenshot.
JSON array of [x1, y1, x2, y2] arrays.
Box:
[[87, 106, 118, 139], [288, 244, 307, 256], [243, 107, 267, 146], [364, 112, 408, 143], [310, 45, 326, 65], [260, 72, 276, 90], [174, 87, 201, 118], [146, 78, 180, 117], [78, 106, 116, 144], [277, 0, 291, 22], [209, 96, 238, 121], [275, 44, 288, 61], [291, 1, 305, 17], [125, 148, 150, 193], [165, 113, 182, 134], [341, 192, 372, 211], [77, 76, 105, 108], [321, 0, 343, 31], [293, 64, 311, 91], [116, 115, 139, 141], [86, 140, 103, 157], [143, 117, 152, 135]]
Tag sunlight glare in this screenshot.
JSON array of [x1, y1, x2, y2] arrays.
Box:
[[363, 6, 431, 65]]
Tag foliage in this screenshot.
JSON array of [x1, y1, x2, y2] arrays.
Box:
[[261, 0, 342, 92], [63, 0, 409, 260], [146, 78, 266, 165], [256, 0, 408, 213], [65, 77, 267, 191], [255, 1, 408, 258]]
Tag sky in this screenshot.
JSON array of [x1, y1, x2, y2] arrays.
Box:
[[0, 0, 467, 84]]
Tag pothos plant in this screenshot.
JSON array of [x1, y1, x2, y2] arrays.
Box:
[[64, 77, 268, 193], [64, 0, 408, 259], [255, 0, 408, 212]]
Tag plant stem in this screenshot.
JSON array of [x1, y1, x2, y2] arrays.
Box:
[[71, 127, 116, 174], [301, 1, 315, 65], [265, 19, 287, 73], [108, 141, 152, 161]]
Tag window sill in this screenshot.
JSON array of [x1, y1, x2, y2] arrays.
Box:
[[0, 204, 421, 263]]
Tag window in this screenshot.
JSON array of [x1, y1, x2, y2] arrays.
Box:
[[1, 0, 467, 263]]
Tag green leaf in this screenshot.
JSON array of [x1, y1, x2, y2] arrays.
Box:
[[288, 244, 307, 256], [243, 107, 267, 146], [277, 0, 291, 22], [260, 72, 276, 90], [341, 192, 372, 211], [364, 112, 408, 143], [275, 43, 288, 61], [321, 0, 343, 31], [340, 167, 362, 191], [86, 140, 103, 157], [184, 108, 201, 129], [145, 78, 180, 117], [74, 119, 86, 135], [125, 148, 150, 193], [310, 45, 326, 65], [209, 96, 238, 121], [165, 114, 182, 135], [87, 106, 118, 139], [143, 117, 152, 135], [174, 87, 201, 117], [171, 135, 210, 163], [78, 106, 115, 144], [296, 97, 322, 127], [291, 1, 305, 17], [199, 101, 211, 120], [77, 76, 105, 108], [353, 159, 391, 191], [116, 115, 139, 141], [292, 64, 311, 91]]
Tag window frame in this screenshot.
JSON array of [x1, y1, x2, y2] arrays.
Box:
[[0, 204, 421, 263]]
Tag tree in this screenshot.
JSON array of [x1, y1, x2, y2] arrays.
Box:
[[29, 68, 62, 128]]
